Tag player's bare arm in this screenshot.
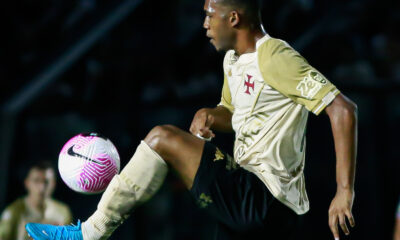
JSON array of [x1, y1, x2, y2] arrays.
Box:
[[190, 106, 233, 138], [325, 93, 357, 240], [394, 217, 400, 240], [394, 212, 400, 240]]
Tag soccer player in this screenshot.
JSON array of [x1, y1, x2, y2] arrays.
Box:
[[25, 0, 357, 239], [0, 161, 72, 240]]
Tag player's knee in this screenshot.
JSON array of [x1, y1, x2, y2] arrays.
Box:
[[144, 125, 178, 154]]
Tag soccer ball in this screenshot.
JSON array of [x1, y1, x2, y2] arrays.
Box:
[[58, 133, 120, 194]]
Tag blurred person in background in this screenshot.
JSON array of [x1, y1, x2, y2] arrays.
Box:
[[0, 161, 72, 240]]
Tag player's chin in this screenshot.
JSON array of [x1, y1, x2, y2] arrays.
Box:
[[211, 42, 224, 53], [213, 42, 231, 53], [209, 39, 217, 47]]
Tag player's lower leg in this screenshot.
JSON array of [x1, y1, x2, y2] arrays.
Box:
[[82, 140, 168, 239], [26, 125, 203, 240], [82, 125, 203, 239]]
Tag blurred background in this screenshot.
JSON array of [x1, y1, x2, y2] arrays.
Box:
[[0, 0, 399, 239]]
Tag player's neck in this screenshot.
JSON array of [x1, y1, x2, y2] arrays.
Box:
[[234, 24, 266, 56]]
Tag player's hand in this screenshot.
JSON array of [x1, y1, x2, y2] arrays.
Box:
[[190, 108, 215, 140], [328, 188, 355, 240]]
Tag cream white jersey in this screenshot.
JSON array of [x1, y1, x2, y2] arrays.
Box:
[[218, 34, 340, 214]]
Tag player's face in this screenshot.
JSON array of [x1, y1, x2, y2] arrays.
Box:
[[203, 0, 235, 52], [25, 168, 51, 200]]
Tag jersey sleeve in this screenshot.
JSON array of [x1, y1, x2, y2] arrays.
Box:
[[258, 38, 340, 115], [217, 73, 234, 113]]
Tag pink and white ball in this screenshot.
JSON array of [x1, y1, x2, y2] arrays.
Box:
[[58, 133, 120, 194]]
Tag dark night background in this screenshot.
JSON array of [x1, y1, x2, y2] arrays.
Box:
[[0, 0, 399, 239]]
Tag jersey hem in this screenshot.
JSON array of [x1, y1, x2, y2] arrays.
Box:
[[251, 170, 310, 215]]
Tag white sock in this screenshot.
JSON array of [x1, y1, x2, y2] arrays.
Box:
[[81, 141, 168, 240], [81, 212, 110, 240]]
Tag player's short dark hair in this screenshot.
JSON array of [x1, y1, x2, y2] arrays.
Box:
[[20, 160, 55, 181], [30, 161, 54, 171], [218, 0, 262, 24]]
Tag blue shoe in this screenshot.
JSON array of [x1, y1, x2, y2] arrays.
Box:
[[25, 220, 84, 240]]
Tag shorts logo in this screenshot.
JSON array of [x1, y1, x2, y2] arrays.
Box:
[[296, 71, 327, 99], [213, 148, 225, 162], [198, 193, 213, 208]]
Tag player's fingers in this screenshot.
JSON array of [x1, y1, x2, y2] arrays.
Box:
[[189, 125, 195, 134], [190, 123, 201, 134], [190, 113, 207, 134], [209, 130, 215, 138], [189, 119, 196, 133], [339, 213, 350, 235], [205, 114, 214, 127], [199, 128, 214, 138], [329, 214, 340, 240], [190, 125, 200, 135], [345, 211, 355, 227]]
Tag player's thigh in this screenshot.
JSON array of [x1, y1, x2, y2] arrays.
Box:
[[144, 124, 205, 189]]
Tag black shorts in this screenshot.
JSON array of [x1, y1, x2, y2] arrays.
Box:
[[190, 142, 300, 240]]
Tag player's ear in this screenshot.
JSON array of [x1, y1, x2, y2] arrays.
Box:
[[229, 11, 240, 27]]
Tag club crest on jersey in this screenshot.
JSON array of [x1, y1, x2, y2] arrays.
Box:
[[244, 74, 255, 95], [296, 71, 327, 99]]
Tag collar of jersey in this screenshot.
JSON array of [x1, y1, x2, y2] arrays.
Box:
[[230, 34, 271, 66], [256, 34, 271, 49]]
